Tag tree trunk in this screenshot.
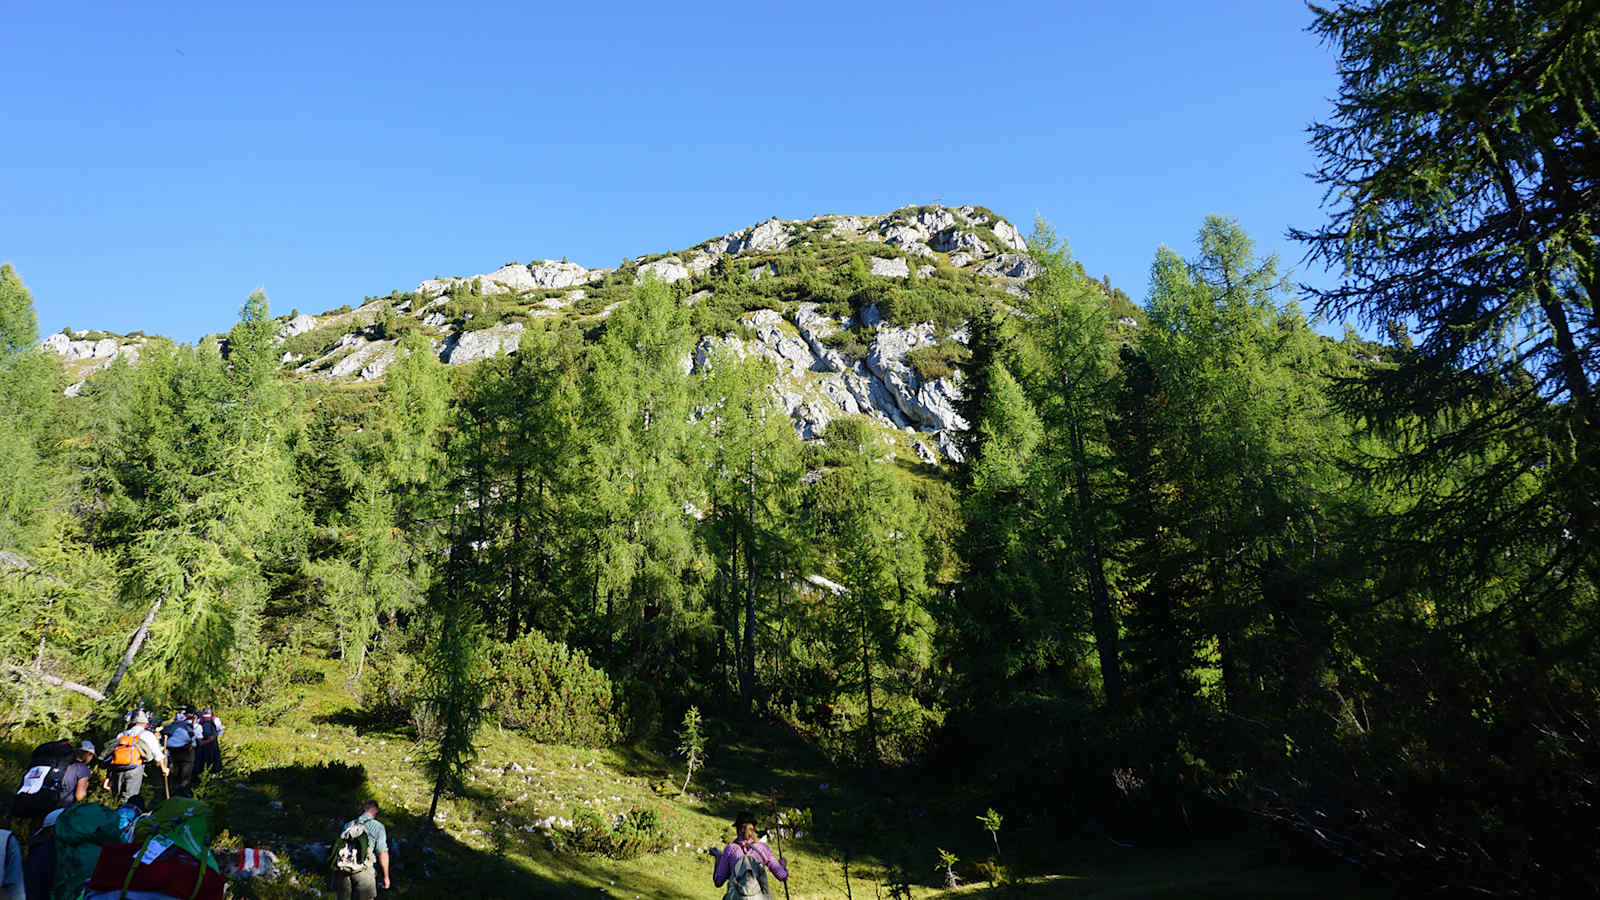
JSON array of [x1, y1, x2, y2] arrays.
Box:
[[861, 598, 878, 775], [739, 454, 759, 713], [507, 463, 525, 642], [1068, 407, 1123, 712], [5, 665, 106, 702], [105, 593, 164, 698]]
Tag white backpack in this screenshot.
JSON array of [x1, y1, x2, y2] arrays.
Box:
[[725, 851, 769, 900]]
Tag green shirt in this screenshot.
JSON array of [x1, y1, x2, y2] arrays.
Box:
[[346, 813, 388, 855]]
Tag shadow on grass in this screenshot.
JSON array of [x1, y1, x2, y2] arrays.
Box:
[[310, 706, 415, 736], [210, 760, 698, 898]]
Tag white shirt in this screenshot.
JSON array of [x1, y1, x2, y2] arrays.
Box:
[[115, 725, 166, 765]]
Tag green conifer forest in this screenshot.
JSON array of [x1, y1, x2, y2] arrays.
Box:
[[3, 3, 1598, 897]]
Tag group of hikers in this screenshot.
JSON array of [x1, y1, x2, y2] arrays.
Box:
[[2, 703, 228, 899], [4, 699, 793, 899], [102, 704, 226, 804]]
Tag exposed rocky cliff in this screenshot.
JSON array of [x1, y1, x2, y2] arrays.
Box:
[[42, 205, 1045, 463]]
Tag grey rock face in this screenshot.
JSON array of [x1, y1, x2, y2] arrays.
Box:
[[41, 333, 120, 361], [43, 333, 147, 395], [635, 258, 690, 285], [931, 228, 989, 255], [709, 218, 791, 255], [993, 219, 1028, 251], [481, 264, 540, 294], [865, 324, 969, 443], [870, 257, 910, 278], [698, 302, 969, 456], [742, 309, 817, 377], [416, 260, 600, 298], [277, 314, 320, 339], [794, 304, 853, 374], [358, 345, 399, 381], [881, 224, 928, 247], [327, 337, 399, 381], [947, 251, 976, 269], [527, 260, 596, 289], [441, 322, 524, 364], [910, 206, 959, 233], [823, 215, 865, 237], [976, 254, 1042, 280]]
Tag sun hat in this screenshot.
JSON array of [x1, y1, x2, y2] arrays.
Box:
[[78, 740, 95, 754]]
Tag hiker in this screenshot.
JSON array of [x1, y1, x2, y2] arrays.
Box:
[[13, 738, 92, 832], [193, 707, 225, 776], [22, 809, 61, 900], [101, 711, 167, 804], [712, 810, 788, 900], [59, 741, 96, 807], [329, 800, 390, 899], [0, 822, 21, 900], [162, 707, 197, 792]]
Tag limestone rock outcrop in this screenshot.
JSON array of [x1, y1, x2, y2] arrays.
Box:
[[635, 258, 690, 285], [441, 322, 524, 364]]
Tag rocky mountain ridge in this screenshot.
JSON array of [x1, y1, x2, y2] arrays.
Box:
[[42, 205, 1055, 462]]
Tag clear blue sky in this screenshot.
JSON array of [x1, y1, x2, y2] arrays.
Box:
[[3, 1, 1341, 342]]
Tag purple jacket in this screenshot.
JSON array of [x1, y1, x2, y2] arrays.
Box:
[[712, 839, 788, 887]]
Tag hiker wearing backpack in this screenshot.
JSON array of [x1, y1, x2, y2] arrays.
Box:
[[712, 811, 788, 900], [329, 800, 390, 899], [193, 707, 225, 776], [162, 707, 197, 792], [13, 738, 95, 831], [101, 711, 167, 804]]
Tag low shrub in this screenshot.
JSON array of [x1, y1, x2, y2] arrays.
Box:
[[356, 646, 417, 726], [280, 324, 349, 362], [906, 342, 971, 381], [486, 630, 622, 746], [550, 807, 669, 859]]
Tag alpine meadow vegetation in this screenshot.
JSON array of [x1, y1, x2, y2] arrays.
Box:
[[3, 4, 1599, 896]]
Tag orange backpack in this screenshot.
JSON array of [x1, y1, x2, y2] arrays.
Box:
[[110, 734, 142, 768]]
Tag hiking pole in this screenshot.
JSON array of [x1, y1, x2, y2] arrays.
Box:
[[771, 800, 792, 900]]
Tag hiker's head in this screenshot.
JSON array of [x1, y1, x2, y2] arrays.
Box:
[[733, 811, 758, 842], [76, 739, 94, 761], [132, 710, 149, 726], [362, 799, 380, 816]]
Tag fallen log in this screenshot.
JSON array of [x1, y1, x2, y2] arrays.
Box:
[[4, 664, 106, 702]]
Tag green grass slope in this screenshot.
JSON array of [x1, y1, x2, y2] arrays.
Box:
[[4, 657, 1392, 898]]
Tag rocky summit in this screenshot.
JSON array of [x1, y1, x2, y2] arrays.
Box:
[[41, 205, 1052, 463]]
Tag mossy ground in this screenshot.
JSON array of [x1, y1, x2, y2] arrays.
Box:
[[4, 657, 1392, 898]]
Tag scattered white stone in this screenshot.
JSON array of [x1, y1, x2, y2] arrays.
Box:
[[870, 257, 910, 278]]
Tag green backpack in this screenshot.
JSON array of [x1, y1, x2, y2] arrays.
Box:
[[332, 821, 374, 874]]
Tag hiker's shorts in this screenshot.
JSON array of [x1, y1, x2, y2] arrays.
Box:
[[332, 867, 378, 900]]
